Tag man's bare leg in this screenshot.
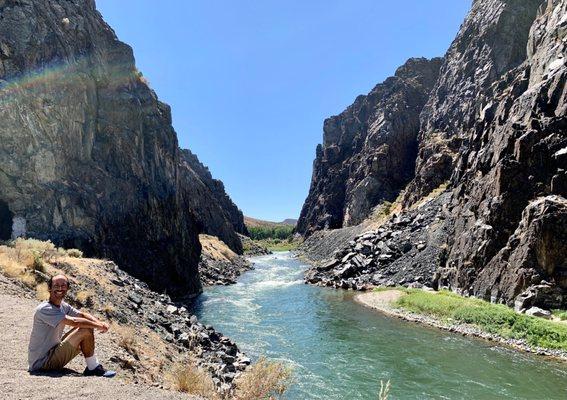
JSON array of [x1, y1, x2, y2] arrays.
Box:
[[62, 327, 96, 359], [61, 327, 115, 377]]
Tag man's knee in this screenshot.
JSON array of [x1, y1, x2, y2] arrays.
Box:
[[77, 327, 94, 339]]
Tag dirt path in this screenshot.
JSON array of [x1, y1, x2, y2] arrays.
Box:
[[355, 289, 404, 313], [0, 276, 195, 400]]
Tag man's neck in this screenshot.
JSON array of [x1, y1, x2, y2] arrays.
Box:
[[48, 298, 62, 307]]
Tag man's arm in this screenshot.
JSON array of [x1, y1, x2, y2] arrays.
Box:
[[78, 311, 109, 333], [62, 315, 108, 332]]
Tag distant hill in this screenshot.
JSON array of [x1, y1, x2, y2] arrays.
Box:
[[244, 216, 297, 228]]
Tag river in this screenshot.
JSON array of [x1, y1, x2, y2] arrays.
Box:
[[191, 252, 567, 399]]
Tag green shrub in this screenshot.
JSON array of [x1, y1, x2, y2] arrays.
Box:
[[552, 309, 567, 321], [66, 248, 83, 258], [31, 255, 45, 273]]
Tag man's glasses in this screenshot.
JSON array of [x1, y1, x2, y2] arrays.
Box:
[[51, 285, 68, 290]]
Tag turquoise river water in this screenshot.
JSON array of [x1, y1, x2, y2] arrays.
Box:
[[191, 252, 567, 399]]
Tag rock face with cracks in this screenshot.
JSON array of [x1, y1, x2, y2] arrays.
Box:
[[0, 0, 245, 296], [296, 57, 443, 236], [403, 0, 544, 206], [440, 0, 567, 307], [301, 0, 567, 309]]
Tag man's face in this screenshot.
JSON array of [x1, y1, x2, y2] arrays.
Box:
[[49, 276, 69, 302]]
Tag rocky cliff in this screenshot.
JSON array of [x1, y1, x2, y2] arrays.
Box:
[[296, 57, 443, 235], [403, 0, 544, 206], [180, 149, 248, 251], [441, 0, 567, 308], [300, 0, 567, 309], [0, 0, 245, 296]]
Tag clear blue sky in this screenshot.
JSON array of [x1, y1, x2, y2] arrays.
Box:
[[96, 0, 470, 222]]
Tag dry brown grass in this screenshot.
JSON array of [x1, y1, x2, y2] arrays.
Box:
[[75, 290, 95, 308], [0, 251, 25, 278], [57, 256, 117, 295], [31, 255, 45, 273], [35, 282, 49, 300], [378, 379, 391, 400], [365, 191, 405, 230], [0, 239, 75, 289], [66, 248, 83, 258], [19, 271, 37, 288], [114, 325, 140, 357], [13, 238, 65, 262], [167, 360, 220, 399], [102, 303, 115, 316], [0, 246, 38, 288], [235, 356, 292, 400], [411, 181, 449, 210], [199, 234, 237, 262]]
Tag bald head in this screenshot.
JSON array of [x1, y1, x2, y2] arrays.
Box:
[[48, 274, 69, 289]]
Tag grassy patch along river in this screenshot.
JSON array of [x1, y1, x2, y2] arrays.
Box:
[[192, 252, 567, 399], [357, 288, 567, 359], [394, 289, 567, 352]]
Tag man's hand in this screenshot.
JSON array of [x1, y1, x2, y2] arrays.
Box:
[[79, 311, 109, 333], [98, 321, 110, 334]]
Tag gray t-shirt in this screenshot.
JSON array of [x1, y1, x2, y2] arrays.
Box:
[[28, 301, 81, 371]]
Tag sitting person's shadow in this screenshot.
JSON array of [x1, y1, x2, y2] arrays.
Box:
[[29, 367, 82, 377]]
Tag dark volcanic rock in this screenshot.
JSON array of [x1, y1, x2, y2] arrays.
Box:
[[0, 0, 245, 296], [403, 0, 543, 206], [468, 196, 567, 307], [79, 260, 248, 392], [199, 254, 253, 286], [180, 150, 246, 254], [296, 57, 442, 236], [304, 193, 451, 291], [297, 223, 366, 265], [440, 0, 567, 307], [301, 0, 567, 309]]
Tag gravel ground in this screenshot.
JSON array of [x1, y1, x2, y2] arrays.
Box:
[[0, 276, 196, 400]]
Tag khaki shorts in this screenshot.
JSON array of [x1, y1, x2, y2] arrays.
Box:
[[42, 329, 81, 370]]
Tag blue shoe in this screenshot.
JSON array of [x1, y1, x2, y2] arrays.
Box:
[[83, 364, 116, 378]]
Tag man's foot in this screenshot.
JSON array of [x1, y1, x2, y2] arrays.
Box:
[[83, 364, 116, 378]]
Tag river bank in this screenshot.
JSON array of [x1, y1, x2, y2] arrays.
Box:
[[195, 252, 567, 399], [355, 289, 567, 362]]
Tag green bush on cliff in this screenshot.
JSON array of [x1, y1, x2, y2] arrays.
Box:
[[395, 290, 567, 351]]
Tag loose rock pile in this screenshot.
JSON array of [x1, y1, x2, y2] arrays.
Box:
[[238, 234, 272, 256], [199, 255, 253, 286], [304, 194, 450, 290]]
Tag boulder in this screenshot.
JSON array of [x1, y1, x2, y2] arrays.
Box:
[[525, 307, 552, 319]]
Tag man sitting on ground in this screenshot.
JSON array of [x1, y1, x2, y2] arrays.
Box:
[[27, 274, 116, 377]]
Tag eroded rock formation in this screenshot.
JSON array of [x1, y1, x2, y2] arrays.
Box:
[[0, 0, 245, 296], [403, 0, 544, 205], [297, 57, 442, 236], [441, 0, 567, 306], [300, 0, 567, 308]]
